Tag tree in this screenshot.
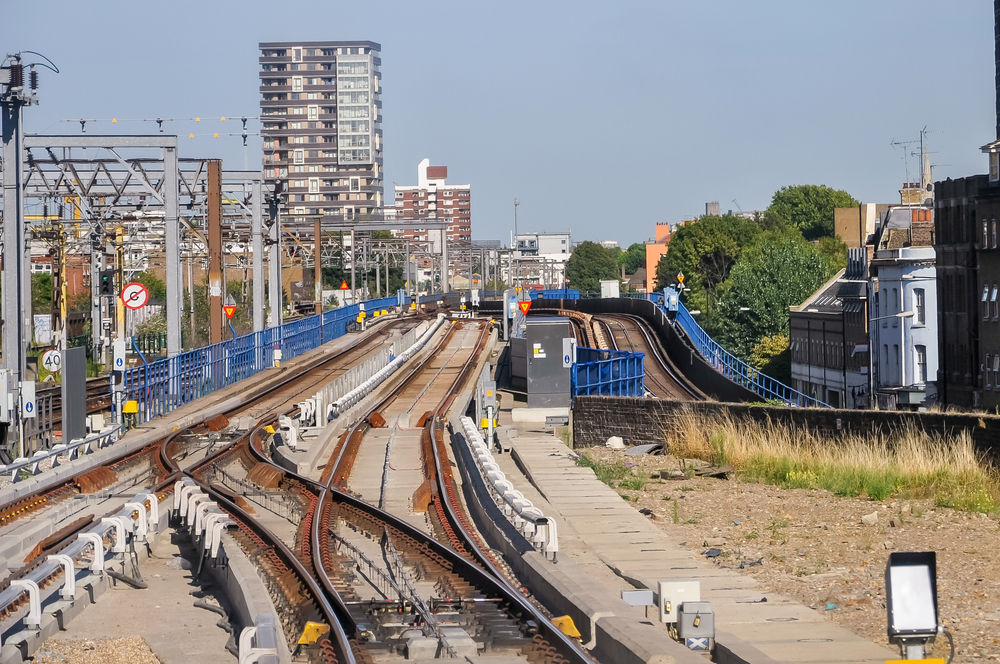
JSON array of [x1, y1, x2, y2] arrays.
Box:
[[130, 271, 167, 301], [816, 236, 848, 271], [748, 334, 791, 383], [715, 232, 833, 356], [767, 185, 859, 241], [565, 241, 620, 293], [31, 273, 52, 311], [653, 215, 762, 333], [618, 243, 646, 275]]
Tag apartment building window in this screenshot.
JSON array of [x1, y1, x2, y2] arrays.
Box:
[[350, 177, 360, 192], [985, 285, 991, 320], [985, 221, 989, 248], [993, 285, 999, 320], [915, 345, 927, 383], [893, 344, 900, 383], [307, 106, 318, 120], [308, 179, 319, 193], [292, 77, 302, 92], [292, 48, 302, 62], [994, 220, 998, 248], [914, 289, 925, 325], [294, 150, 303, 164]]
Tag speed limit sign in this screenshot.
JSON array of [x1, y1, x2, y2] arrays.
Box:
[[41, 349, 61, 374]]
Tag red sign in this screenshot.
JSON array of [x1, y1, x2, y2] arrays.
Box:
[[224, 305, 237, 320], [519, 300, 531, 315], [339, 280, 350, 290]]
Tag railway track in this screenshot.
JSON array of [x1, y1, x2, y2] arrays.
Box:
[[0, 313, 589, 663], [0, 317, 422, 663], [595, 314, 704, 400]]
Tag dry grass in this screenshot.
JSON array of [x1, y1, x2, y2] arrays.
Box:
[[667, 410, 999, 512]]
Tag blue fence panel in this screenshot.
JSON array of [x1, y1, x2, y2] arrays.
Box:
[[122, 295, 410, 426], [531, 289, 580, 301], [571, 347, 645, 398], [672, 302, 829, 408]]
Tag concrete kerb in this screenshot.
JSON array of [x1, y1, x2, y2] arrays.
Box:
[[203, 533, 292, 664]]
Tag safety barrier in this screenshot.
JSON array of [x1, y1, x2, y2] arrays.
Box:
[[0, 425, 121, 481], [122, 296, 401, 426], [458, 416, 558, 560], [571, 347, 645, 397], [672, 301, 830, 408]]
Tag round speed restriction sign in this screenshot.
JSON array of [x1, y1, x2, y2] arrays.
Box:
[[41, 349, 62, 373], [121, 282, 150, 310]]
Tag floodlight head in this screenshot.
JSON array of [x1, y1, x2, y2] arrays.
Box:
[[885, 551, 938, 645]]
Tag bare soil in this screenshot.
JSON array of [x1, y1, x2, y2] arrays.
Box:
[[583, 447, 1000, 662]]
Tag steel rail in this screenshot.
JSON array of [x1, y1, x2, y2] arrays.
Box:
[[598, 314, 703, 400]]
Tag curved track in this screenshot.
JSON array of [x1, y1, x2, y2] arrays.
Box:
[[595, 314, 704, 400]]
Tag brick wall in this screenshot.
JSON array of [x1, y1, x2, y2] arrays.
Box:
[[572, 396, 1000, 456]]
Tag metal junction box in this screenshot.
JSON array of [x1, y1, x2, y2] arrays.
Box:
[[677, 601, 715, 649], [658, 579, 700, 623], [525, 318, 571, 408]]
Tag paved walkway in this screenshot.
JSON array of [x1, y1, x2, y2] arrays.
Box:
[[495, 397, 894, 663]]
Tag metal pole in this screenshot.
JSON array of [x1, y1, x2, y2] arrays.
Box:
[[251, 177, 264, 332], [268, 202, 281, 328], [207, 160, 224, 344], [164, 144, 181, 356], [442, 229, 450, 294], [349, 229, 356, 306], [315, 217, 322, 315], [90, 232, 102, 361], [187, 249, 195, 345], [1, 97, 25, 453]]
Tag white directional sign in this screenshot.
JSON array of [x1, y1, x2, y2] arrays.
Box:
[[21, 381, 35, 419], [41, 349, 62, 374], [113, 339, 127, 372], [121, 282, 149, 310]]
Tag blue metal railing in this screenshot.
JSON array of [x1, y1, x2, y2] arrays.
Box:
[[531, 289, 580, 300], [672, 301, 830, 408], [571, 347, 645, 397], [123, 296, 403, 425]]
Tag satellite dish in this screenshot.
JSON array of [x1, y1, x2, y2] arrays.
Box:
[[926, 183, 934, 192]]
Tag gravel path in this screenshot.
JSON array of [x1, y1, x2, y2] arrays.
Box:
[[33, 637, 159, 664], [584, 447, 1000, 663]]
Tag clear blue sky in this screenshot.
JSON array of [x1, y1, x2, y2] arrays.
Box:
[[3, 0, 994, 246]]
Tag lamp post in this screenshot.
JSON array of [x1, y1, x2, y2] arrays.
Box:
[[870, 311, 914, 407]]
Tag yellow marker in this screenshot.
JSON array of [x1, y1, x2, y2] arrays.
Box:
[[123, 400, 138, 414], [196, 117, 201, 122], [221, 116, 226, 121], [551, 616, 581, 639], [189, 133, 194, 138], [213, 132, 219, 138], [111, 118, 117, 123], [264, 425, 275, 434], [298, 621, 330, 645]]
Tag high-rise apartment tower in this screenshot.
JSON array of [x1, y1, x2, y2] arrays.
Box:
[[259, 41, 383, 220]]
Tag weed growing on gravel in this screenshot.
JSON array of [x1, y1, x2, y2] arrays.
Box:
[[576, 455, 648, 492], [668, 412, 1000, 512]]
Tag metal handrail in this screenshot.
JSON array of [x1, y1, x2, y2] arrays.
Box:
[[0, 425, 122, 481], [672, 301, 830, 408]]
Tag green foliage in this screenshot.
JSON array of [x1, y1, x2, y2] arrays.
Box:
[[575, 454, 647, 491], [767, 185, 859, 241], [816, 236, 848, 271], [715, 232, 833, 356], [130, 271, 167, 301], [618, 242, 646, 275], [654, 215, 762, 332], [31, 273, 52, 311], [748, 335, 791, 383], [136, 314, 168, 336], [486, 278, 507, 291], [566, 241, 620, 293]]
